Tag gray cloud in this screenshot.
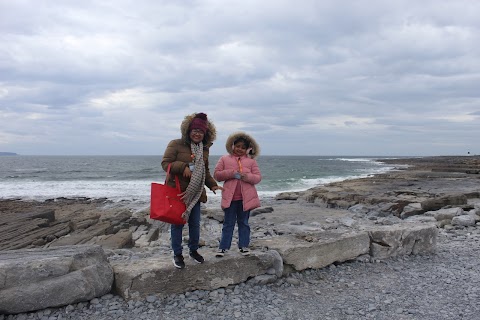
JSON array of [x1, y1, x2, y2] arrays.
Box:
[[1, 0, 479, 156]]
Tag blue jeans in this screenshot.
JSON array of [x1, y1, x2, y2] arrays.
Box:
[[171, 201, 201, 256], [219, 200, 250, 250]]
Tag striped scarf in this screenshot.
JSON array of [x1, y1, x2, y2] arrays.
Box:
[[181, 142, 206, 221]]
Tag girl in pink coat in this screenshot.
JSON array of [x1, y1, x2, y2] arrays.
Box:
[[214, 132, 262, 257]]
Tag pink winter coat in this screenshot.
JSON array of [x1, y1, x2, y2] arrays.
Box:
[[214, 154, 262, 211]]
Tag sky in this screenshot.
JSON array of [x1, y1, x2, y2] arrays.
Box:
[[1, 0, 479, 156]]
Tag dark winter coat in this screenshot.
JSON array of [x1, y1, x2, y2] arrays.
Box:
[[161, 113, 218, 203]]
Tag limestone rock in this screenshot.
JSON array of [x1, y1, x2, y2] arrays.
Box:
[[404, 215, 437, 223], [424, 207, 463, 221], [253, 232, 370, 272], [93, 229, 133, 249], [0, 245, 113, 314], [339, 217, 358, 228], [273, 221, 325, 235], [204, 208, 225, 222], [421, 195, 467, 211], [251, 206, 274, 216], [249, 274, 277, 285], [111, 250, 281, 299], [400, 203, 423, 219], [275, 192, 300, 200], [451, 215, 476, 227], [367, 224, 437, 259], [0, 208, 68, 251], [468, 211, 480, 222], [47, 221, 113, 246]]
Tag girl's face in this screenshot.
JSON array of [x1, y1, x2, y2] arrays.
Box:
[[233, 141, 247, 157]]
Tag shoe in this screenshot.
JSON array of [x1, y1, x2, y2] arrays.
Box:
[[239, 247, 250, 256], [215, 249, 226, 257], [189, 250, 205, 264], [173, 254, 185, 269]]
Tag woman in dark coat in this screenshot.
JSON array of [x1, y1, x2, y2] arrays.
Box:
[[161, 112, 222, 269]]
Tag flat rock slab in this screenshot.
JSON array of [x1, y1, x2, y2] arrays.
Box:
[[47, 221, 112, 246], [252, 231, 371, 272], [0, 209, 59, 251], [112, 250, 281, 300], [0, 245, 113, 314], [88, 229, 133, 249], [0, 208, 55, 224]]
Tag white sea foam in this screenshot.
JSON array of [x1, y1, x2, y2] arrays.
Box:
[[335, 158, 373, 162], [0, 180, 153, 203]]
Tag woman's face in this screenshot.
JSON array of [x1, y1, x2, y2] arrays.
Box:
[[233, 141, 247, 157], [189, 129, 204, 144]]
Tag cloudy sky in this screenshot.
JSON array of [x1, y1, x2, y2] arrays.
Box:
[[1, 0, 479, 156]]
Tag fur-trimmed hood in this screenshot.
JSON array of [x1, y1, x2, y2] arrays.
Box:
[[225, 131, 260, 159], [180, 113, 217, 146]]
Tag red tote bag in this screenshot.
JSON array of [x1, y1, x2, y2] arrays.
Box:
[[150, 164, 186, 225]]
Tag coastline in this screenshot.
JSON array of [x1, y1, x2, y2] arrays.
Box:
[[1, 155, 480, 318], [0, 155, 397, 207], [2, 155, 479, 213], [1, 155, 478, 249]]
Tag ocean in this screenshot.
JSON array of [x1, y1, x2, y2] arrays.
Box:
[[0, 155, 400, 210]]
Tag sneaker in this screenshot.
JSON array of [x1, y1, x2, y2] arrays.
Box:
[[215, 249, 226, 257], [173, 254, 185, 269], [239, 247, 250, 256], [189, 250, 205, 264]]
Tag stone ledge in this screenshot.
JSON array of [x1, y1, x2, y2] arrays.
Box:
[[252, 231, 370, 272], [0, 223, 438, 314], [111, 250, 282, 300]]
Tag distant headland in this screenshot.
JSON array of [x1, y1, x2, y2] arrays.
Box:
[[0, 152, 17, 156]]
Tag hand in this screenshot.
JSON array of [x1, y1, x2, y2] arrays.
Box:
[[178, 191, 187, 200], [183, 166, 192, 178], [211, 185, 224, 194]]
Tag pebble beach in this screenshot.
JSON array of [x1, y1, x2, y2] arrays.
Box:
[[2, 226, 479, 320]]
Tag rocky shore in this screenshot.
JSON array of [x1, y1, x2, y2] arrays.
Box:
[[1, 156, 479, 319]]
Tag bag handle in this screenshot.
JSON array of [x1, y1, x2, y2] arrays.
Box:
[[165, 163, 181, 191]]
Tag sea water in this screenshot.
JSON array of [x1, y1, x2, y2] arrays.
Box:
[[0, 155, 400, 209]]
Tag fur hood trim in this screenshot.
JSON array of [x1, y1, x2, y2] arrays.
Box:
[[180, 113, 217, 146], [225, 131, 260, 159]]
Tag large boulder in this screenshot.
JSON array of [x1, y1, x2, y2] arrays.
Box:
[[367, 223, 437, 259], [0, 245, 113, 314], [451, 215, 476, 227], [112, 250, 282, 300]]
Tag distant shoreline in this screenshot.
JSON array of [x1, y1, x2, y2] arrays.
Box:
[[0, 152, 17, 156]]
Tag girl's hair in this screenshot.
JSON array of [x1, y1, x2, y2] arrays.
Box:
[[233, 137, 250, 148]]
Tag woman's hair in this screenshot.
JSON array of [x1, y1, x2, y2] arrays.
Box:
[[233, 137, 250, 148]]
